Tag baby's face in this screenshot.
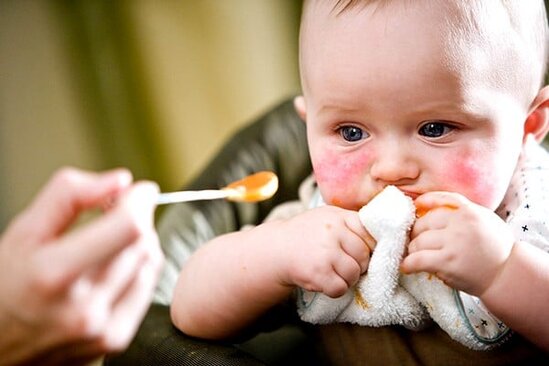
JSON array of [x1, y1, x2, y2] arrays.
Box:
[[299, 1, 531, 211]]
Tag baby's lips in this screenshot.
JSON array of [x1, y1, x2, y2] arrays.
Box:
[[414, 203, 458, 218]]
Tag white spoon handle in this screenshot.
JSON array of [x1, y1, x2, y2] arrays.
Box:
[[157, 189, 233, 205]]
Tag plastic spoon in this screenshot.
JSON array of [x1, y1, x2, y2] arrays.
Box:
[[156, 171, 279, 205]]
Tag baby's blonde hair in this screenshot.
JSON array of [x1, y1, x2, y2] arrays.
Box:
[[303, 0, 549, 93]]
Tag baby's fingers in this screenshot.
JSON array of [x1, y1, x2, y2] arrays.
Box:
[[308, 250, 361, 298], [407, 230, 444, 254], [333, 254, 362, 289], [341, 213, 374, 273], [400, 249, 441, 275], [321, 273, 352, 299], [414, 191, 464, 217], [339, 234, 371, 274], [402, 230, 446, 274]]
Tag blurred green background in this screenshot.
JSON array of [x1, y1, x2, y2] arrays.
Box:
[[1, 0, 303, 229]]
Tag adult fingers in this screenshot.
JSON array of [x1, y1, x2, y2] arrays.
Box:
[[38, 181, 159, 292], [56, 247, 146, 345], [22, 167, 133, 242], [99, 256, 161, 352], [87, 242, 146, 309], [94, 231, 161, 310]]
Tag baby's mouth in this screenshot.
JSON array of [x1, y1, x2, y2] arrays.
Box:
[[397, 189, 420, 200]]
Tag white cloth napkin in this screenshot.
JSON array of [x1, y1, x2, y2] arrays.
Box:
[[297, 185, 509, 350]]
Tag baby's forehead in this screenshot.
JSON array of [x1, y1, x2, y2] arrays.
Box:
[[303, 0, 545, 49], [301, 0, 547, 103], [302, 1, 521, 60]]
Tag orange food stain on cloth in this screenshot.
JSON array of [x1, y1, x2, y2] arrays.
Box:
[[354, 288, 369, 309]]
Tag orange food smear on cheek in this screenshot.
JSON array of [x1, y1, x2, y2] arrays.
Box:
[[330, 197, 345, 207]]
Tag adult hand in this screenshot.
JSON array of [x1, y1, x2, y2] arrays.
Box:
[[0, 167, 163, 365]]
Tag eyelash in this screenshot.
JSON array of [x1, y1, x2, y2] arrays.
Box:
[[338, 125, 368, 142], [336, 120, 457, 143], [418, 121, 456, 139]]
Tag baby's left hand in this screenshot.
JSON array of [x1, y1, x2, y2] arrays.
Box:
[[400, 191, 514, 297]]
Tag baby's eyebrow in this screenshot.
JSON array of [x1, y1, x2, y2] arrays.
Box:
[[316, 103, 369, 122], [331, 0, 378, 15], [331, 0, 355, 15], [410, 100, 491, 122], [319, 103, 362, 114]]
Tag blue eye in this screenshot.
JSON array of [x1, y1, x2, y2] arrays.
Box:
[[418, 121, 454, 138], [340, 126, 366, 142]]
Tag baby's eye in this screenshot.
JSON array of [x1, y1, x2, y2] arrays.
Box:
[[418, 121, 454, 138], [339, 126, 367, 142]]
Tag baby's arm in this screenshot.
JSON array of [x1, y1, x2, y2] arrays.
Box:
[[171, 205, 373, 340], [401, 191, 549, 350], [480, 240, 549, 349]]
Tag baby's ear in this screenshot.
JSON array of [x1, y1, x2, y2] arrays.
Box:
[[524, 85, 549, 143], [293, 96, 307, 123]]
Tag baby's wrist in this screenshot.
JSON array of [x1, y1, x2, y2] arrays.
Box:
[[478, 241, 517, 305], [249, 221, 296, 290]]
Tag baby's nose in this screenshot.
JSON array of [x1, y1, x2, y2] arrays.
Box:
[[369, 147, 419, 183]]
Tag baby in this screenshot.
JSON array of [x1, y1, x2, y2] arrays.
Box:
[[171, 0, 549, 363]]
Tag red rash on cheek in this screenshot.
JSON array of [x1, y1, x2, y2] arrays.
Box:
[[312, 148, 375, 209], [447, 151, 494, 206], [450, 155, 480, 185]]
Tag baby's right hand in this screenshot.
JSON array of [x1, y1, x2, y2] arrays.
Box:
[[271, 206, 374, 298]]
